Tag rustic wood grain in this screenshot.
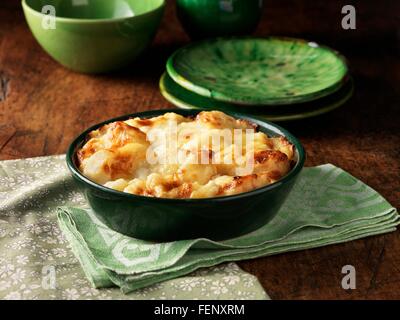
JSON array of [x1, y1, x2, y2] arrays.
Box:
[[0, 0, 399, 299]]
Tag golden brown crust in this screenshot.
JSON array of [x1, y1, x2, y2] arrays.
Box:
[[254, 150, 288, 164], [77, 111, 295, 198]]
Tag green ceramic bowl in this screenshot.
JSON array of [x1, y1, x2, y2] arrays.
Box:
[[22, 0, 165, 73], [176, 0, 263, 39], [66, 109, 305, 242]]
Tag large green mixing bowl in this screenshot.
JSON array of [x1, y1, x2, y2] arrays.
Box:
[[22, 0, 165, 73]]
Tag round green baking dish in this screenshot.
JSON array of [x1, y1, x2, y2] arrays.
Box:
[[66, 109, 305, 241]]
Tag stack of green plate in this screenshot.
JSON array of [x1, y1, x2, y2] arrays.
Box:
[[160, 37, 353, 122]]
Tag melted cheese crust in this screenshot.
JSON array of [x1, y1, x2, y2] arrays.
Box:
[[77, 111, 295, 198]]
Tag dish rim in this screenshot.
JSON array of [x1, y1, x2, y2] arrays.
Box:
[[66, 109, 306, 203], [166, 36, 349, 106], [159, 72, 354, 122], [22, 0, 165, 24]]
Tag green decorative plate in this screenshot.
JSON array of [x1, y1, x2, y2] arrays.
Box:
[[159, 72, 354, 122], [166, 37, 349, 105]]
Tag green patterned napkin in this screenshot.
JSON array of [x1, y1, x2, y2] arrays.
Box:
[[57, 159, 399, 293], [1, 155, 398, 299], [0, 155, 267, 300]]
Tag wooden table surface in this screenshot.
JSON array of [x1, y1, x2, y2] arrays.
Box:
[[1, 0, 399, 299]]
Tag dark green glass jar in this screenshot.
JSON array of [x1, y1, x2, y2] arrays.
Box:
[[176, 0, 264, 39]]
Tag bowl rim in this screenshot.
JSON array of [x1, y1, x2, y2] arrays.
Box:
[[22, 0, 165, 24], [66, 109, 306, 203]]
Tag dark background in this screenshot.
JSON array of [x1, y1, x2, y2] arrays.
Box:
[[0, 0, 399, 299]]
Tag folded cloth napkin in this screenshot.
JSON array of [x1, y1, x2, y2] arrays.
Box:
[[57, 161, 399, 293], [0, 155, 268, 300]]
